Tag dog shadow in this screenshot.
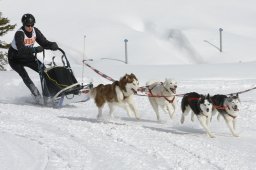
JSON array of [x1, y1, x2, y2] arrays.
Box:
[[172, 125, 206, 135], [121, 117, 159, 123], [58, 116, 98, 123], [58, 116, 127, 126], [143, 126, 189, 135]]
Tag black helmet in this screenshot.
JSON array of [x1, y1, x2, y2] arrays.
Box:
[[21, 13, 36, 25]]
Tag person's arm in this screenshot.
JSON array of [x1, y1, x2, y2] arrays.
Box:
[[35, 27, 58, 50]]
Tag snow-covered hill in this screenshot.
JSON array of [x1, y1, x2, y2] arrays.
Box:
[[1, 0, 256, 65]]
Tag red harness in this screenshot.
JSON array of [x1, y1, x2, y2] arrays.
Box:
[[212, 100, 237, 119], [147, 83, 176, 103]]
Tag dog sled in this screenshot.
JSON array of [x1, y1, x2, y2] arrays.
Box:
[[37, 48, 91, 107]]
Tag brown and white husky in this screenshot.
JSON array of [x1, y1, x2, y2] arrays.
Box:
[[90, 73, 140, 119]]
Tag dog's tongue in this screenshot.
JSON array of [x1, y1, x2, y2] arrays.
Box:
[[171, 88, 176, 94]]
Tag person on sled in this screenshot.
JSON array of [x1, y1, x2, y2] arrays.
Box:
[[8, 13, 59, 103]]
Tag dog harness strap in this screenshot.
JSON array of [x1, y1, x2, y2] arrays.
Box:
[[188, 98, 200, 102], [226, 112, 237, 119], [164, 96, 175, 103], [147, 84, 158, 96], [161, 82, 170, 93], [213, 105, 228, 110]]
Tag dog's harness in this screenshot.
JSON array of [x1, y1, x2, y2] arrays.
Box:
[[214, 105, 236, 118], [213, 105, 230, 110], [212, 99, 237, 119], [226, 113, 237, 119], [148, 83, 176, 103]]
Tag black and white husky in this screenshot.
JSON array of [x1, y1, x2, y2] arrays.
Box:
[[146, 78, 177, 121], [181, 92, 214, 138], [211, 94, 240, 137]]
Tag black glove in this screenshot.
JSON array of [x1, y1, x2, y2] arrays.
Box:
[[34, 46, 44, 53], [50, 42, 58, 51]]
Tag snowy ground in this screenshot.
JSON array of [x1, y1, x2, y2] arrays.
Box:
[[0, 63, 256, 170]]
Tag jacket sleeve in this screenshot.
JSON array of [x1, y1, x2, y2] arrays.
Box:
[[15, 31, 35, 60], [34, 27, 55, 49]]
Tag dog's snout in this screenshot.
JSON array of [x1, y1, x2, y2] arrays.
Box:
[[174, 85, 177, 88], [234, 105, 237, 110], [206, 108, 209, 112]]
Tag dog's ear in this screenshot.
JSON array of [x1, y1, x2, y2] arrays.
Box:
[[130, 73, 137, 80], [199, 95, 204, 100], [120, 74, 128, 81], [206, 93, 213, 103], [206, 93, 210, 99], [236, 93, 241, 102], [163, 78, 169, 86]]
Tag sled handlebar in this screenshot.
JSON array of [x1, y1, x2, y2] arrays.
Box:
[[50, 48, 71, 68], [57, 48, 71, 68]]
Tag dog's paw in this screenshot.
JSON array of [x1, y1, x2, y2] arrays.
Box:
[[233, 133, 239, 137], [158, 120, 166, 124], [135, 116, 140, 120], [97, 115, 104, 120], [180, 116, 185, 124], [208, 134, 216, 138]]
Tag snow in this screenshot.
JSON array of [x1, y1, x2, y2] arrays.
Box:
[[1, 0, 256, 169]]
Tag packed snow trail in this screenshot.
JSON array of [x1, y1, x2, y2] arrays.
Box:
[[1, 78, 256, 170]]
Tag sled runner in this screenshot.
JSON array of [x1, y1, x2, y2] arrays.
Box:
[[37, 48, 91, 107]]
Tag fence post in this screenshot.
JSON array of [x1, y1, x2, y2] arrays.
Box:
[[219, 28, 223, 52], [124, 39, 128, 64]]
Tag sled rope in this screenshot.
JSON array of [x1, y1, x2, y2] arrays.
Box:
[[226, 86, 256, 96], [83, 62, 116, 82], [83, 62, 256, 98], [83, 62, 186, 98], [44, 71, 69, 88]]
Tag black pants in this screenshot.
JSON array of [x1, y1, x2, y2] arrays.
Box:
[[8, 59, 44, 97]]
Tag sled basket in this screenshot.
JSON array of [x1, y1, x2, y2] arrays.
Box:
[[43, 66, 81, 97], [38, 48, 83, 106]]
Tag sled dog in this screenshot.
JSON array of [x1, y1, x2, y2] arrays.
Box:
[[211, 94, 240, 137], [146, 78, 177, 121], [181, 92, 214, 138], [90, 73, 140, 119]]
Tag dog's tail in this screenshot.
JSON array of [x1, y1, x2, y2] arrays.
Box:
[[89, 84, 104, 99]]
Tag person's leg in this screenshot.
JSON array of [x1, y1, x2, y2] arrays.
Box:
[[9, 61, 41, 97], [24, 60, 51, 97]]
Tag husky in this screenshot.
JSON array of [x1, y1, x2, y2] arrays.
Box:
[[211, 94, 240, 137], [181, 92, 214, 138], [89, 73, 140, 119], [146, 78, 177, 121]]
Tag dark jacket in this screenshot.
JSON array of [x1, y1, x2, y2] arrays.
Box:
[[8, 26, 55, 63]]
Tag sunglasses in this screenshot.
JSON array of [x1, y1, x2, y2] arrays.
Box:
[[25, 24, 34, 27]]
